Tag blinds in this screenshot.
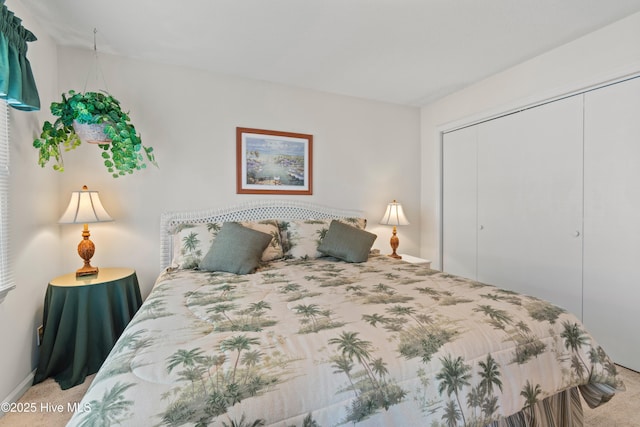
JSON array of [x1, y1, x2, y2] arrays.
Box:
[[0, 100, 13, 302]]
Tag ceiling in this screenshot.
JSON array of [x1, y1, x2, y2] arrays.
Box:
[[15, 0, 640, 106]]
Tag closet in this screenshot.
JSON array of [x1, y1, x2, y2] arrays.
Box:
[[443, 96, 583, 315], [442, 77, 640, 371], [583, 77, 640, 371]]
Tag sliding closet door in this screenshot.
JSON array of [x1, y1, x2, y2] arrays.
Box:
[[476, 96, 584, 315], [584, 77, 640, 371], [442, 126, 477, 279]]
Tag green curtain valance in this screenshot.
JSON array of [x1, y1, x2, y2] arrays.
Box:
[[0, 0, 39, 111]]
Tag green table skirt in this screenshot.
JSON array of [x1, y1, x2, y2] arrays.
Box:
[[33, 271, 142, 389]]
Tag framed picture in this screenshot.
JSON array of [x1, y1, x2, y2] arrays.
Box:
[[236, 127, 313, 195]]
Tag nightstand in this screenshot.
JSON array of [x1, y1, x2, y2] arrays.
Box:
[[399, 254, 432, 269], [34, 268, 142, 389]]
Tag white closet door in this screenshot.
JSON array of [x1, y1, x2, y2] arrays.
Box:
[[584, 77, 640, 371], [442, 126, 477, 279], [476, 96, 584, 315]]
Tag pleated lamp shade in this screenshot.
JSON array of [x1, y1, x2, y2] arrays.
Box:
[[59, 185, 113, 276], [59, 186, 113, 224], [379, 200, 409, 259], [379, 200, 410, 226]]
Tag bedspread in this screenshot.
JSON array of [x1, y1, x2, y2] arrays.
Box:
[[66, 255, 623, 426]]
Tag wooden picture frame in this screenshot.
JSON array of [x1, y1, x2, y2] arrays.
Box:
[[236, 127, 313, 195]]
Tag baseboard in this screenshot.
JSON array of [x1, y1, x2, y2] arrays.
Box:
[[0, 369, 35, 418]]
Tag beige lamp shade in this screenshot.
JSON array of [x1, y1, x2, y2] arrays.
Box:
[[59, 186, 113, 224], [379, 200, 409, 259], [60, 185, 113, 276], [379, 200, 410, 226]]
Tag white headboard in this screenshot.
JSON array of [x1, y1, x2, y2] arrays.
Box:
[[160, 199, 364, 270]]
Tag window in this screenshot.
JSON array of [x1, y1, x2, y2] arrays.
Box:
[[0, 101, 13, 303]]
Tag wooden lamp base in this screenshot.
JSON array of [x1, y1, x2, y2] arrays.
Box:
[[388, 226, 402, 259], [76, 224, 99, 277]]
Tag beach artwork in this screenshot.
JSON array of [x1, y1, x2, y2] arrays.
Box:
[[237, 127, 313, 195]]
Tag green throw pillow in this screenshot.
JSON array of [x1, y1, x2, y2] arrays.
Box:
[[318, 220, 377, 263], [199, 222, 272, 274]]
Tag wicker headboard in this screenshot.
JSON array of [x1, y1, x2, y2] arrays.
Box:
[[160, 199, 364, 270]]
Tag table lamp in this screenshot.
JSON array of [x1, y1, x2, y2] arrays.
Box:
[[59, 185, 113, 276], [379, 200, 410, 259]]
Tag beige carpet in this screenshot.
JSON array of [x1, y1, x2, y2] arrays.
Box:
[[1, 366, 639, 426], [583, 365, 640, 427], [0, 375, 93, 427]]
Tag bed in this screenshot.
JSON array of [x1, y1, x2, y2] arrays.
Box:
[[66, 200, 624, 427]]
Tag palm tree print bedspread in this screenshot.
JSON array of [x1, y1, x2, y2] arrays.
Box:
[[67, 255, 623, 427]]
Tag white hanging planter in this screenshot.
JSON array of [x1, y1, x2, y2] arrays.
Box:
[[72, 121, 111, 144]]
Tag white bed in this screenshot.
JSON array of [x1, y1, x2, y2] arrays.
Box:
[[66, 200, 624, 427]]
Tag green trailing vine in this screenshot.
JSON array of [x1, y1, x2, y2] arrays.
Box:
[[33, 90, 158, 177]]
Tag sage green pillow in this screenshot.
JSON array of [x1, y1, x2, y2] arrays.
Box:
[[199, 222, 272, 274], [318, 220, 377, 263]]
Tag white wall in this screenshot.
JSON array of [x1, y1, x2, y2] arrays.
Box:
[[54, 47, 422, 298], [2, 34, 421, 402], [0, 1, 61, 405], [420, 11, 640, 268]]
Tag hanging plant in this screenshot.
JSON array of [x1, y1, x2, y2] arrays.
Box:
[[33, 90, 158, 177]]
